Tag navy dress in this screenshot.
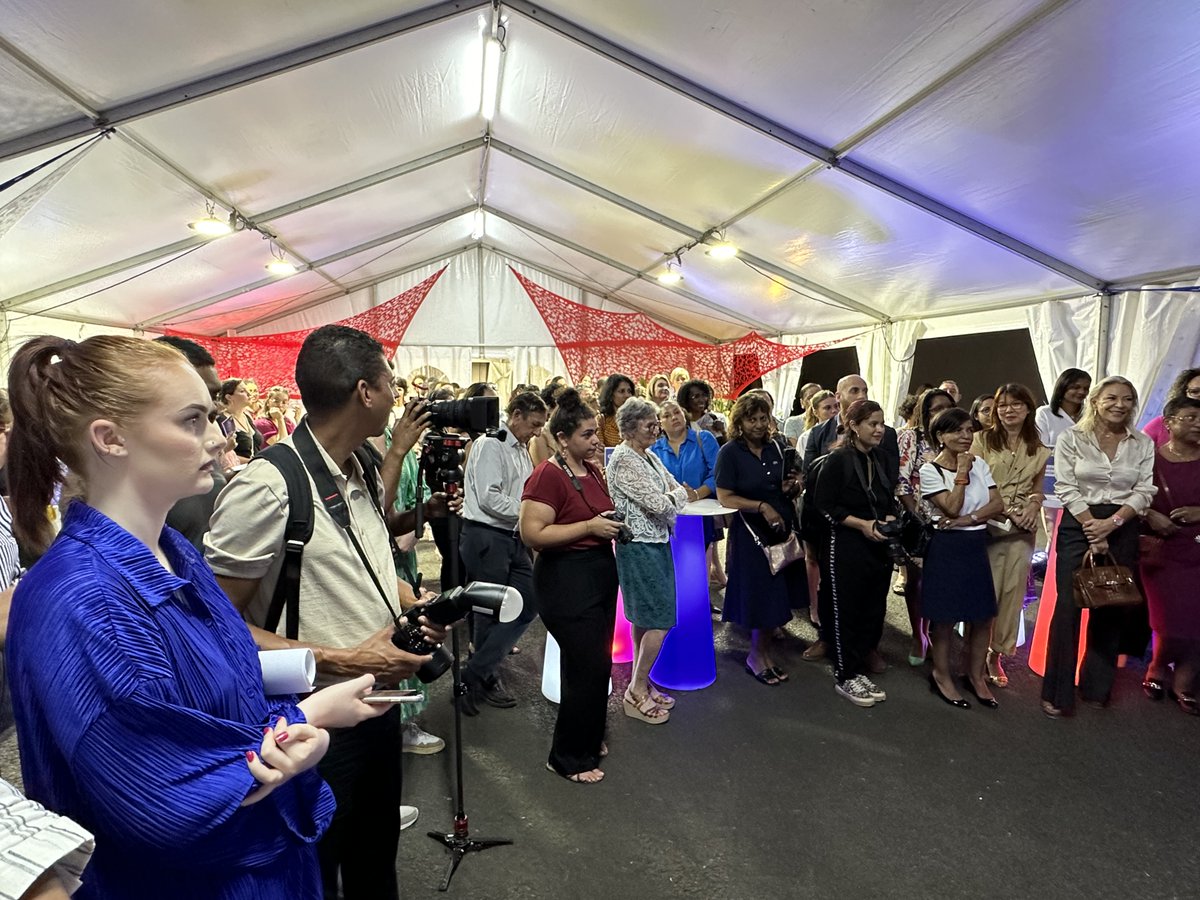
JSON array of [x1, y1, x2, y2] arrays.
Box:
[[715, 438, 806, 628], [8, 503, 335, 899]]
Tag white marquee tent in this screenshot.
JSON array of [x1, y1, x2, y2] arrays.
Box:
[[2, 0, 1199, 419]]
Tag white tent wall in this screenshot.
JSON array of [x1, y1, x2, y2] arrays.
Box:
[[1107, 281, 1200, 427], [1025, 295, 1102, 404], [0, 312, 140, 371]]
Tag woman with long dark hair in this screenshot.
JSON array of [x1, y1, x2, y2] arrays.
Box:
[[596, 374, 635, 448], [811, 400, 895, 708], [1142, 368, 1200, 447], [971, 384, 1048, 688], [218, 377, 264, 463], [520, 389, 623, 782], [1042, 376, 1156, 718], [6, 336, 387, 898]]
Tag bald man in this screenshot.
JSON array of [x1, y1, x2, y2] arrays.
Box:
[[802, 375, 898, 479]]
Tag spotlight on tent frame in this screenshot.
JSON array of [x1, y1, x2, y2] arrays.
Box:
[[656, 261, 683, 285], [706, 241, 738, 260], [264, 242, 297, 276], [188, 202, 233, 237]]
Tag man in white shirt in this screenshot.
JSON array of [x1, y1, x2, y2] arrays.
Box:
[[458, 392, 548, 713]]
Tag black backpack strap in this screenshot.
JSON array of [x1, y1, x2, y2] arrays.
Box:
[[258, 444, 314, 640]]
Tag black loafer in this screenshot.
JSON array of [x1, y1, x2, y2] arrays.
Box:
[[1142, 679, 1166, 701], [477, 676, 518, 709]]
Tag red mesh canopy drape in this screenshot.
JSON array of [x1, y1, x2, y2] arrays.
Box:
[[167, 267, 445, 392], [512, 267, 833, 397]]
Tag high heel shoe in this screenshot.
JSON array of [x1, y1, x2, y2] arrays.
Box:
[[928, 675, 969, 709], [960, 676, 999, 709]]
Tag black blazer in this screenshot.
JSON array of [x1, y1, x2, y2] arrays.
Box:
[[802, 415, 899, 485]]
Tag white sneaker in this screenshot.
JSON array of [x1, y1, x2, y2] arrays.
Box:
[[856, 675, 887, 702], [835, 677, 876, 708], [400, 805, 419, 831], [401, 722, 445, 755]]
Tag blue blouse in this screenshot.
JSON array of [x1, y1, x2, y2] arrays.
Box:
[[651, 428, 719, 495], [8, 503, 334, 899]]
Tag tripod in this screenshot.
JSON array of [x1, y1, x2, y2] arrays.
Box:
[[419, 476, 512, 891]]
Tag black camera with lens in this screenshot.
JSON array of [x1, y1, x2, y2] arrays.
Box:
[[874, 518, 909, 566], [425, 395, 499, 435], [392, 582, 523, 683], [604, 510, 634, 545]]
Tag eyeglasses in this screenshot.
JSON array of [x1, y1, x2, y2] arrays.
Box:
[[1170, 414, 1200, 423], [641, 422, 662, 434], [1186, 388, 1200, 398]]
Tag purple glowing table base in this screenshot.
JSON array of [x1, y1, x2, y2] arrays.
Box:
[[649, 508, 719, 691]]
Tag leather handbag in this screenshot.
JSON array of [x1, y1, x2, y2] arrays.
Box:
[[1073, 551, 1143, 609], [742, 518, 804, 576]]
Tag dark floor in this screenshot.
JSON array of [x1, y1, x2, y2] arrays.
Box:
[[3, 541, 1197, 899], [397, 544, 1200, 900]]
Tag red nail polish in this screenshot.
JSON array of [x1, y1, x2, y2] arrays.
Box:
[[245, 750, 255, 762], [263, 727, 271, 737], [276, 732, 289, 744]]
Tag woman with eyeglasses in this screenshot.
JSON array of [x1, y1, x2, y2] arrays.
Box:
[[1142, 368, 1200, 447], [1042, 376, 1156, 718], [607, 398, 689, 723], [1139, 396, 1200, 714], [971, 384, 1048, 688]]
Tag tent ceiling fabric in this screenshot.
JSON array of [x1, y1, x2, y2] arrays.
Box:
[[2, 0, 1198, 341]]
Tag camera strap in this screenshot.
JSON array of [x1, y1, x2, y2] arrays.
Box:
[[555, 453, 609, 517], [290, 422, 403, 626]]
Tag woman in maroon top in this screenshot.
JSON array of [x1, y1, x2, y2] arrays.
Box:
[[520, 390, 623, 784]]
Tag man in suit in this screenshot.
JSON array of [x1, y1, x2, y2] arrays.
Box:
[[801, 373, 900, 665]]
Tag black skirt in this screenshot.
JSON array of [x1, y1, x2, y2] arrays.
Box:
[[921, 529, 997, 623]]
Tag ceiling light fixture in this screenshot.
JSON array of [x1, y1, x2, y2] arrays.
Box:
[[471, 208, 486, 240], [656, 259, 683, 285], [706, 240, 739, 260], [264, 241, 297, 276], [188, 201, 233, 237], [480, 35, 504, 120]]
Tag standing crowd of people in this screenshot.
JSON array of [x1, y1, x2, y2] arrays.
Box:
[[0, 329, 1196, 897]]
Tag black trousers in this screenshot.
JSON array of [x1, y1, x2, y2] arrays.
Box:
[[1042, 505, 1142, 712], [317, 708, 403, 900], [460, 521, 538, 684], [823, 525, 891, 682], [534, 545, 617, 776], [430, 517, 466, 590]]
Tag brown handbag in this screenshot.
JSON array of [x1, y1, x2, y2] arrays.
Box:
[[1073, 551, 1143, 609]]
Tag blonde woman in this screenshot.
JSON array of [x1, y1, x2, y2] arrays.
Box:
[[1042, 376, 1156, 718]]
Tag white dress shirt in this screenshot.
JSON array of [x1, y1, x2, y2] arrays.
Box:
[[1054, 426, 1157, 517]]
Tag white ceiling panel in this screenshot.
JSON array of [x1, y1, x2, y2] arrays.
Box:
[[0, 0, 447, 109], [316, 213, 476, 284], [0, 52, 82, 142], [484, 152, 691, 271], [270, 151, 482, 260], [123, 15, 486, 216], [15, 229, 318, 325], [495, 15, 812, 229], [162, 271, 334, 335], [1, 137, 208, 300], [852, 0, 1200, 281], [545, 0, 1044, 148], [733, 167, 1079, 319]]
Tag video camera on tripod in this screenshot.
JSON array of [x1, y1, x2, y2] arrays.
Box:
[[418, 395, 501, 493]]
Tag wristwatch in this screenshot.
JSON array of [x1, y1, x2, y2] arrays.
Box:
[[968, 513, 979, 524], [1111, 514, 1126, 528]]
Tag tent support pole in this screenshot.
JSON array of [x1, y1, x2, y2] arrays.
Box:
[[1096, 291, 1113, 376]]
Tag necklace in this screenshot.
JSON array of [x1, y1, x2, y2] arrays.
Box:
[[1164, 440, 1200, 462]]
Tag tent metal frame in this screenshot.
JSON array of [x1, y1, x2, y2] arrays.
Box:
[[0, 0, 1167, 340]]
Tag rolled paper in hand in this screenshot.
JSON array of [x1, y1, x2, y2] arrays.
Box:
[[258, 648, 316, 695]]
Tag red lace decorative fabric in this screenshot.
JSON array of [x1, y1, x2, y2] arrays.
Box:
[[512, 267, 834, 397], [167, 268, 445, 391]]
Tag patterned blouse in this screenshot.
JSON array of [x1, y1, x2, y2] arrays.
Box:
[[896, 427, 937, 516], [606, 444, 689, 543]]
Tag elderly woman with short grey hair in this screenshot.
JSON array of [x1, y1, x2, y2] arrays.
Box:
[[606, 397, 690, 724]]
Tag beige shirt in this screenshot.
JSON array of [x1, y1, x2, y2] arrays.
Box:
[[205, 431, 399, 685], [971, 434, 1050, 514]]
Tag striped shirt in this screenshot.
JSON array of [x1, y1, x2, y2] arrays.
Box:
[[0, 499, 23, 592], [0, 778, 92, 898]]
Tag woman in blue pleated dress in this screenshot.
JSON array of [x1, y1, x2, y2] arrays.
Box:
[[5, 336, 389, 899]]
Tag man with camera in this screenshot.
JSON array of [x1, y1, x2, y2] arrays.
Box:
[[457, 391, 548, 714], [205, 325, 451, 900]]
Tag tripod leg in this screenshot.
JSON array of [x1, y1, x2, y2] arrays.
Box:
[[438, 846, 465, 892]]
